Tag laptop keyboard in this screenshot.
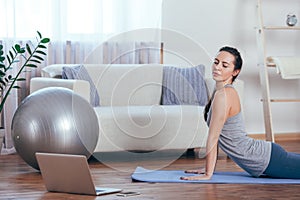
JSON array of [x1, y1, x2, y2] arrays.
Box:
[[96, 189, 106, 192]]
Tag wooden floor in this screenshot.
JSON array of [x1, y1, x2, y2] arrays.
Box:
[[1, 140, 300, 200]]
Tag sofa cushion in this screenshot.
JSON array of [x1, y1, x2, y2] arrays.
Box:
[[84, 64, 163, 106], [161, 65, 208, 106]]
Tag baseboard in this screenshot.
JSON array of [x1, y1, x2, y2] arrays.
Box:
[[249, 132, 300, 142]]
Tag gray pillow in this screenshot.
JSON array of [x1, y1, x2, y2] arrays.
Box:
[[161, 65, 208, 106], [62, 65, 100, 107]]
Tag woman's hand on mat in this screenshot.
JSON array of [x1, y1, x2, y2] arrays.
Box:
[[180, 174, 211, 181], [184, 167, 205, 174]]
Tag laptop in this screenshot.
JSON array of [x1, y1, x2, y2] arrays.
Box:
[[36, 152, 122, 196]]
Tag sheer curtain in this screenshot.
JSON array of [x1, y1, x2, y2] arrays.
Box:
[[0, 0, 162, 152], [0, 0, 162, 39], [1, 0, 162, 61]]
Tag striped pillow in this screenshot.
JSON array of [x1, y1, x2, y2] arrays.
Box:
[[161, 65, 208, 106], [62, 65, 100, 107]]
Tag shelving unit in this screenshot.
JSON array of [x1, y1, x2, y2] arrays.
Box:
[[256, 0, 300, 142]]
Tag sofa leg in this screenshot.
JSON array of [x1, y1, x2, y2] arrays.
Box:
[[185, 148, 195, 157]]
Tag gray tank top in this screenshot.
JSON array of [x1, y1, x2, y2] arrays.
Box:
[[207, 85, 271, 177]]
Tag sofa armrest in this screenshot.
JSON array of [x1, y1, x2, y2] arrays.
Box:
[[30, 77, 90, 103]]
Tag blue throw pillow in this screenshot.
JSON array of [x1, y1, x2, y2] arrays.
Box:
[[161, 65, 208, 106]]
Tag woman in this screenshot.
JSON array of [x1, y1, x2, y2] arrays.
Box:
[[181, 46, 300, 180]]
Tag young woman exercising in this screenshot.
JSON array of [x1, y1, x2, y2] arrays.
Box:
[[181, 46, 300, 180]]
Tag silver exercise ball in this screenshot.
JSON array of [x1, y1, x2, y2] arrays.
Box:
[[11, 87, 99, 170]]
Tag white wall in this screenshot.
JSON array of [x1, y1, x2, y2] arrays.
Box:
[[161, 0, 300, 134]]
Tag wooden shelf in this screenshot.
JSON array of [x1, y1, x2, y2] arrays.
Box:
[[256, 0, 300, 142], [271, 99, 300, 103], [261, 99, 300, 103], [263, 26, 300, 30], [266, 62, 276, 67]]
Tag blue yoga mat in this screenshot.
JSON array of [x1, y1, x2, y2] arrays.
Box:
[[131, 167, 300, 184]]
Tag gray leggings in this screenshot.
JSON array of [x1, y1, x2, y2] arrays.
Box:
[[263, 143, 300, 179]]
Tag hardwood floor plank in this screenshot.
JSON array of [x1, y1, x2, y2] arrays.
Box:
[[0, 140, 299, 200]]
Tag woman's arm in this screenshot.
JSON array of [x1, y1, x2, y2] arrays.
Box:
[[181, 89, 229, 180]]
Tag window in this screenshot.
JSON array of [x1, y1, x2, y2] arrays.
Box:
[[0, 0, 162, 41]]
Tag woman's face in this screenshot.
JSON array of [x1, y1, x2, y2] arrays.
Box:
[[212, 51, 239, 84]]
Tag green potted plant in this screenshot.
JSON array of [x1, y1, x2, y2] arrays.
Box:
[[0, 31, 50, 152]]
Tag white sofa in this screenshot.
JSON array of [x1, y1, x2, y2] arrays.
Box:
[[30, 64, 244, 153]]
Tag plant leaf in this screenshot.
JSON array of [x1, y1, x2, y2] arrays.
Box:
[[0, 55, 4, 62], [29, 59, 41, 64], [16, 78, 26, 81], [12, 47, 17, 55], [35, 50, 46, 55], [0, 79, 6, 86], [25, 64, 37, 68], [15, 44, 21, 53], [38, 44, 47, 49], [14, 44, 25, 53], [26, 44, 32, 55], [41, 38, 50, 43], [12, 86, 21, 89], [6, 55, 11, 64], [33, 55, 44, 61], [10, 50, 15, 60], [20, 48, 26, 54], [37, 31, 42, 39]]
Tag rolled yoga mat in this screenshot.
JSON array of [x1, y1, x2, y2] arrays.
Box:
[[132, 167, 300, 184]]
